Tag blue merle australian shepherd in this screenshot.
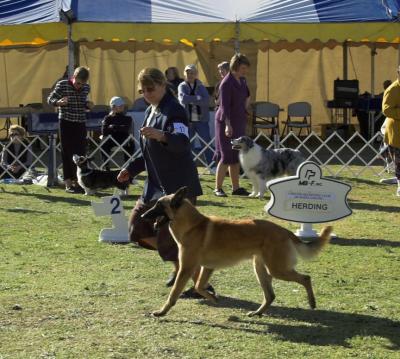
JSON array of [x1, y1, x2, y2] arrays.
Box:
[[231, 136, 305, 198]]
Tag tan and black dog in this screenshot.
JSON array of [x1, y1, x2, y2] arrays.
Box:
[[142, 187, 332, 317]]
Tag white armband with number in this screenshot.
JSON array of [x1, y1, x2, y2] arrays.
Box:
[[172, 122, 189, 138]]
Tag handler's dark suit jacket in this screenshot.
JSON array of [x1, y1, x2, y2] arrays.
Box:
[[125, 91, 202, 203]]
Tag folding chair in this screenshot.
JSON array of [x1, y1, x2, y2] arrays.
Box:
[[281, 102, 312, 136], [251, 101, 280, 138]]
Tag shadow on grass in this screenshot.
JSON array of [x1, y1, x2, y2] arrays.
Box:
[[2, 190, 91, 206], [165, 297, 399, 349], [331, 237, 400, 248], [344, 177, 385, 187], [197, 199, 245, 208], [1, 207, 49, 214], [348, 200, 400, 213]]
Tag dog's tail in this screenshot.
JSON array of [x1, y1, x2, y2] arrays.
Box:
[[292, 226, 333, 260]]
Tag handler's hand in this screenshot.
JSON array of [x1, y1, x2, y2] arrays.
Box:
[[225, 123, 233, 138], [117, 169, 130, 183], [57, 97, 68, 106], [140, 127, 166, 142]]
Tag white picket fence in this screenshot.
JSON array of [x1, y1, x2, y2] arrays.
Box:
[[0, 130, 392, 185]]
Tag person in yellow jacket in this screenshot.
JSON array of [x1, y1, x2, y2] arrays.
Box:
[[382, 66, 400, 196]]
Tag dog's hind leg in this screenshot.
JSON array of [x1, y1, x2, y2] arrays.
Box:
[[269, 268, 316, 309], [152, 264, 196, 317], [247, 255, 275, 317], [195, 267, 217, 303]]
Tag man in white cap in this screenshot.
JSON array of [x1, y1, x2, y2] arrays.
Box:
[[178, 64, 215, 173], [100, 96, 134, 168]]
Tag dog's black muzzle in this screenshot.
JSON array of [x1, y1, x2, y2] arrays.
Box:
[[141, 202, 170, 229]]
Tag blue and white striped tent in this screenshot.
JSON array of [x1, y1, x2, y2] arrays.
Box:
[[1, 0, 399, 44]]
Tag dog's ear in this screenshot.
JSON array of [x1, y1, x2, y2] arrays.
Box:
[[170, 186, 188, 209], [245, 137, 254, 148]]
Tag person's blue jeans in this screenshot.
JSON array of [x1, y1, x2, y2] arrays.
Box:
[[189, 121, 214, 166]]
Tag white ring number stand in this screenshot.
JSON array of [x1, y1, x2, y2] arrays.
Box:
[[91, 195, 129, 243]]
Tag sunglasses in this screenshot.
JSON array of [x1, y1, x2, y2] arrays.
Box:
[[138, 87, 155, 95]]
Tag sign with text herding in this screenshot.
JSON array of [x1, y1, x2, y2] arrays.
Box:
[[265, 161, 352, 223]]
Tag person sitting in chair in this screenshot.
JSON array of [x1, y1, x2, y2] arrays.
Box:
[[100, 96, 134, 168], [0, 125, 32, 179]]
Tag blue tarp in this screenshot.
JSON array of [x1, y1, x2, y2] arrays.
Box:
[[73, 0, 400, 23], [0, 0, 71, 24], [1, 0, 399, 25]]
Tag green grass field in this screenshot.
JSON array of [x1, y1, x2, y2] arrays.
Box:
[[1, 169, 399, 358]]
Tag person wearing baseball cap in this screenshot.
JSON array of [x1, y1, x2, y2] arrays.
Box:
[[178, 64, 215, 173], [100, 96, 134, 168]]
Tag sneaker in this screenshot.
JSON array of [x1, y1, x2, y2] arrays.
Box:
[[380, 177, 397, 185], [213, 188, 227, 197], [165, 271, 177, 287], [180, 285, 215, 299], [397, 187, 400, 197], [232, 187, 251, 196], [65, 186, 84, 194]]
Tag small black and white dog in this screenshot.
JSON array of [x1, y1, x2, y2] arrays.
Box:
[[73, 154, 129, 196], [231, 136, 305, 199]]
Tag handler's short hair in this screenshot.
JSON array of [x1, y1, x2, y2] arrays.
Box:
[[217, 61, 230, 72], [73, 66, 90, 82], [230, 53, 250, 72], [138, 68, 166, 91]]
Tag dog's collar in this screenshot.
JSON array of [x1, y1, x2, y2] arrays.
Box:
[[80, 170, 93, 176]]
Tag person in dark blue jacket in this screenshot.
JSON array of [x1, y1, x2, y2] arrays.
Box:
[[117, 68, 211, 296]]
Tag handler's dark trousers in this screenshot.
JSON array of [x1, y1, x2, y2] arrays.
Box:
[[59, 119, 87, 181]]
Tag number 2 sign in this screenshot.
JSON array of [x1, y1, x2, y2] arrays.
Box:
[[91, 195, 129, 243]]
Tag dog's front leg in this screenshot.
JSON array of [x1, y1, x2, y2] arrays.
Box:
[[152, 266, 195, 317], [248, 173, 259, 197]]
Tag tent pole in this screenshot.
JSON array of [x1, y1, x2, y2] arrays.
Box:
[[234, 21, 240, 53], [371, 46, 376, 97], [343, 41, 348, 124], [68, 23, 75, 77], [343, 41, 348, 80], [267, 44, 270, 101]]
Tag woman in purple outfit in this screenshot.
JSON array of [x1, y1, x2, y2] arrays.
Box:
[[214, 53, 251, 197]]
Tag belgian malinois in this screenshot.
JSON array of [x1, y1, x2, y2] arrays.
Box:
[[142, 187, 332, 317]]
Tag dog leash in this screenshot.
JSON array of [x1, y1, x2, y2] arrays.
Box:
[[143, 140, 167, 196], [79, 170, 93, 177]]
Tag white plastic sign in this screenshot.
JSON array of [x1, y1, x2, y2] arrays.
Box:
[[265, 161, 352, 237], [91, 195, 129, 243]]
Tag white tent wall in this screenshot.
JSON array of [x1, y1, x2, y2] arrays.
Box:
[[0, 43, 67, 107]]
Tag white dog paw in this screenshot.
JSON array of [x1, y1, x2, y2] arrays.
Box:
[[248, 192, 257, 198]]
